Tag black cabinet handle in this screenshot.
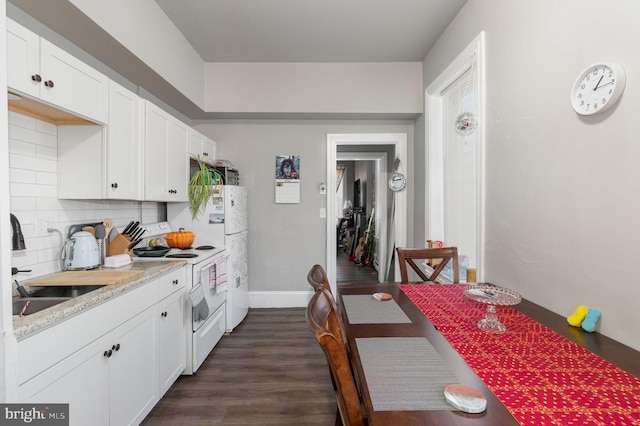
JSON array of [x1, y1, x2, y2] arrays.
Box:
[[103, 349, 113, 358], [111, 182, 118, 188], [172, 279, 179, 285], [44, 80, 54, 88], [112, 343, 120, 352], [161, 311, 168, 317], [31, 74, 42, 82]]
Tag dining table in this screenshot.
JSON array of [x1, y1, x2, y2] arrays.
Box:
[[337, 282, 640, 426]]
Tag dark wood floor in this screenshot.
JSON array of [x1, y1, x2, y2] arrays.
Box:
[[142, 308, 336, 425], [336, 248, 379, 284], [142, 253, 375, 425]]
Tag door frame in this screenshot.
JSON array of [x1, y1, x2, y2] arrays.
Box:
[[336, 152, 387, 282], [327, 133, 408, 293], [425, 32, 486, 281]]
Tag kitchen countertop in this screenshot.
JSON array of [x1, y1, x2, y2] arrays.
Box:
[[12, 260, 185, 340]]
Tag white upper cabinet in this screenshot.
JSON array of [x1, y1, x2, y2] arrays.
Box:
[[188, 129, 216, 165], [6, 18, 109, 124], [106, 80, 143, 200], [144, 101, 189, 202], [6, 17, 40, 98], [57, 82, 143, 200]]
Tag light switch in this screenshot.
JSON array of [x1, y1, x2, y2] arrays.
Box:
[[320, 208, 327, 218]]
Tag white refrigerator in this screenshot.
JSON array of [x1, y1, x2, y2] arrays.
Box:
[[168, 186, 249, 331]]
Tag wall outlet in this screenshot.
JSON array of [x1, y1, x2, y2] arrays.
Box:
[[37, 215, 55, 235]]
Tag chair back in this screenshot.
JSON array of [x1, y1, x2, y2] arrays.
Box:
[[396, 247, 459, 283], [307, 264, 331, 292], [306, 289, 365, 426]]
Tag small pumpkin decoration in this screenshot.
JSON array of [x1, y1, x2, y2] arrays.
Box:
[[165, 228, 195, 248]]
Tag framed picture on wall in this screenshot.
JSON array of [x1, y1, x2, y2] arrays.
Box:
[[275, 155, 300, 203]]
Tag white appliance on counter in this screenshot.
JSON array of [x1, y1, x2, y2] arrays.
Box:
[[168, 185, 249, 332], [132, 222, 228, 374]]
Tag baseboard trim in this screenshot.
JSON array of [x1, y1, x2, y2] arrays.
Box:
[[249, 291, 313, 308]]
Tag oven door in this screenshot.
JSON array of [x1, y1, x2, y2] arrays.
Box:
[[192, 257, 227, 332]]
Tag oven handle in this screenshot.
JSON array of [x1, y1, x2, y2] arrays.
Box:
[[195, 261, 216, 274], [193, 261, 216, 287]]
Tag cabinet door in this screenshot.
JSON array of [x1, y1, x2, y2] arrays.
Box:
[[158, 292, 186, 396], [144, 102, 172, 200], [18, 337, 110, 426], [188, 128, 204, 160], [107, 81, 143, 200], [6, 18, 40, 98], [109, 310, 159, 426], [202, 136, 216, 165], [39, 38, 109, 123], [166, 119, 189, 202]]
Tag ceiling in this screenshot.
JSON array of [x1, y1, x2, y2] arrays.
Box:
[[154, 0, 468, 63], [7, 0, 467, 119]]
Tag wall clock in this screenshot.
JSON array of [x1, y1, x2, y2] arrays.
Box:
[[571, 62, 626, 115], [388, 172, 406, 192]]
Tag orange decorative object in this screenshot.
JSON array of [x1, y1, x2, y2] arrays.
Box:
[[165, 228, 195, 248]]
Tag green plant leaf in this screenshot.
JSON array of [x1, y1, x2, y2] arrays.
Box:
[[188, 156, 222, 220]]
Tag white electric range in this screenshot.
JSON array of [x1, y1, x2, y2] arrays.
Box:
[[131, 222, 228, 374]]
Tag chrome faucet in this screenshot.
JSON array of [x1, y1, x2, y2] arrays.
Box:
[[10, 213, 26, 251]]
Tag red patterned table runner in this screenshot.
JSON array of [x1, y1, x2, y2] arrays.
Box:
[[400, 284, 640, 426]]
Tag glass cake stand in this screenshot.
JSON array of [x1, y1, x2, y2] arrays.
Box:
[[464, 284, 522, 334]]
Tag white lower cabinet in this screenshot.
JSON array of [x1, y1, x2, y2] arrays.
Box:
[[107, 310, 158, 426], [17, 267, 186, 426], [18, 336, 109, 426], [158, 290, 186, 396]]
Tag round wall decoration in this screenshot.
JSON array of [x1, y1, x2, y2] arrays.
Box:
[[571, 62, 625, 115]]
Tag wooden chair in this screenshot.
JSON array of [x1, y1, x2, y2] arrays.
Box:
[[307, 264, 331, 293], [396, 246, 459, 283], [306, 289, 366, 426]]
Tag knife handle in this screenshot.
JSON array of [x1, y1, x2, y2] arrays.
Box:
[[122, 220, 135, 235]]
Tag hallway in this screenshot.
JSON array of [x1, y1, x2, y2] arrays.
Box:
[[335, 249, 379, 284]]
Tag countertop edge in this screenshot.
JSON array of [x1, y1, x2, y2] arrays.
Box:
[[11, 260, 185, 340]]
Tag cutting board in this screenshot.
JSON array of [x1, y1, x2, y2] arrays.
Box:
[[24, 270, 144, 286]]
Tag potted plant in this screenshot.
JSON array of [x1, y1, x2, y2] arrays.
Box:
[[188, 156, 223, 220]]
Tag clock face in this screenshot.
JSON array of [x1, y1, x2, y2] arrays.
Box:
[[571, 63, 626, 115], [388, 172, 406, 192]]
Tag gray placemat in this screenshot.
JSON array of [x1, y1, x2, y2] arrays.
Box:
[[342, 295, 411, 324], [355, 337, 459, 411]]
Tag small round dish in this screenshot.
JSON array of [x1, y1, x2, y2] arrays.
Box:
[[444, 384, 486, 413], [372, 292, 392, 301], [133, 246, 171, 257]]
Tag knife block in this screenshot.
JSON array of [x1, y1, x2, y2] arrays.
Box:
[[109, 234, 133, 256]]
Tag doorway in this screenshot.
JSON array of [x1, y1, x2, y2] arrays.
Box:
[[326, 133, 408, 293], [336, 152, 387, 283]]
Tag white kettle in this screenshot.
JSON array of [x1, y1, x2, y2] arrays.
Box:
[[61, 231, 100, 271]]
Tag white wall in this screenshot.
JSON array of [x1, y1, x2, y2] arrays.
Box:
[[196, 120, 414, 298], [205, 63, 423, 115], [422, 0, 640, 350], [8, 112, 163, 284], [68, 0, 205, 109]]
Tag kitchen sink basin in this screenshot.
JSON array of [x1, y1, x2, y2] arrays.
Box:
[[13, 285, 106, 316], [28, 285, 105, 298], [12, 297, 72, 316]]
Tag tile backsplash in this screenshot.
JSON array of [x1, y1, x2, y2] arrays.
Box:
[[9, 111, 164, 281]]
